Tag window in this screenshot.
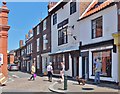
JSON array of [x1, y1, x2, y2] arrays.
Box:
[[58, 27, 68, 45], [37, 55, 40, 69], [37, 38, 40, 52], [43, 34, 48, 50], [43, 19, 47, 31], [70, 1, 76, 15], [37, 25, 39, 35], [31, 43, 32, 53], [53, 13, 57, 25], [92, 49, 112, 77], [29, 44, 30, 54], [92, 16, 102, 39]]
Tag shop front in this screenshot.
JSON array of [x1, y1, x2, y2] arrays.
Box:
[[80, 40, 118, 83]]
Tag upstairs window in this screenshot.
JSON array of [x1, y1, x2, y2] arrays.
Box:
[[37, 38, 40, 52], [43, 19, 47, 31], [43, 34, 48, 50], [70, 1, 76, 15], [37, 25, 39, 35], [58, 27, 68, 45], [92, 16, 102, 39], [53, 13, 57, 25]]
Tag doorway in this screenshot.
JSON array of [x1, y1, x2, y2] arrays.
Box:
[[82, 57, 89, 80], [72, 57, 79, 77]]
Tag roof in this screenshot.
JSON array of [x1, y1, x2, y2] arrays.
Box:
[[79, 0, 114, 20], [48, 0, 68, 14]]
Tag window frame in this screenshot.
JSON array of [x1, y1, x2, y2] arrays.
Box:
[[37, 38, 40, 52], [37, 25, 40, 35], [43, 19, 47, 31], [58, 27, 68, 45], [91, 16, 103, 39], [92, 49, 112, 77], [70, 1, 76, 15], [53, 13, 57, 25]]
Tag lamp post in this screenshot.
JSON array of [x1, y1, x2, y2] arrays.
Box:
[[64, 71, 67, 90]]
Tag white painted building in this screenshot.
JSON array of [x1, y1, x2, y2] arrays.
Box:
[[49, 0, 91, 77], [78, 0, 119, 83]]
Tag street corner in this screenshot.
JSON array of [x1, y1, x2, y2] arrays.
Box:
[[48, 81, 69, 93]]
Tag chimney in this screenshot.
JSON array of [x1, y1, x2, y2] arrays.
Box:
[[25, 34, 28, 41], [48, 2, 57, 10], [19, 40, 24, 48]]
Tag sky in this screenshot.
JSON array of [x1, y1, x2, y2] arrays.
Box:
[[3, 2, 49, 51]]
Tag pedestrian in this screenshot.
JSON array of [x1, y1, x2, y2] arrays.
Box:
[[60, 62, 65, 81], [47, 62, 53, 82], [94, 58, 102, 84], [28, 62, 36, 81]]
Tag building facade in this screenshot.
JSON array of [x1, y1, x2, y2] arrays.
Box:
[[78, 0, 119, 83], [32, 15, 51, 75], [48, 0, 91, 77]]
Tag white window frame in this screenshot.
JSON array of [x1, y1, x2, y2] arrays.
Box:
[[37, 25, 39, 35], [43, 19, 47, 31], [37, 55, 40, 69], [43, 34, 48, 50], [37, 38, 40, 52]]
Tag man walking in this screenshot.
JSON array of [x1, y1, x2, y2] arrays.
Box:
[[47, 62, 53, 82], [94, 58, 102, 84]]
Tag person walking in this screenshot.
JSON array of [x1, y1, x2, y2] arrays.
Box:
[[47, 62, 53, 82], [29, 62, 36, 81], [60, 62, 65, 81], [94, 58, 102, 84]]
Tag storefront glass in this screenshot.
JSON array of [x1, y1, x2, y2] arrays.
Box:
[[92, 49, 112, 77]]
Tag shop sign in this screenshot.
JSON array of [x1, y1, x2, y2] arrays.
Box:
[[0, 54, 3, 65]]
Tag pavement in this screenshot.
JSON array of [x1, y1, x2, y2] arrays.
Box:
[[49, 79, 120, 93], [1, 71, 120, 93]]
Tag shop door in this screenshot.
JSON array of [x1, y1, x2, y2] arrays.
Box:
[[82, 57, 89, 80], [72, 57, 79, 77]]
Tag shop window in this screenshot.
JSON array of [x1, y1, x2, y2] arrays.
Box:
[[92, 16, 102, 39], [92, 49, 112, 77]]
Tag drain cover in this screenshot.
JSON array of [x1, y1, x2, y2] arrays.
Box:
[[82, 87, 94, 90]]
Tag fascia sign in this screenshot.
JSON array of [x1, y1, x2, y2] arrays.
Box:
[[0, 54, 3, 65]]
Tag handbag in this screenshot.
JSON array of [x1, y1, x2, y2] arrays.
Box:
[[34, 74, 37, 78]]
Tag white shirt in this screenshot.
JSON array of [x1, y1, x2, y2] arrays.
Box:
[[47, 65, 53, 72]]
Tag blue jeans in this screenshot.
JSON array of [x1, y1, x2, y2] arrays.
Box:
[[94, 72, 100, 84]]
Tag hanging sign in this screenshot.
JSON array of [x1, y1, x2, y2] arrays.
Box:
[[0, 54, 3, 65], [118, 9, 120, 15]]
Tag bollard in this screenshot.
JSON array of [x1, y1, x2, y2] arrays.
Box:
[[64, 74, 67, 90]]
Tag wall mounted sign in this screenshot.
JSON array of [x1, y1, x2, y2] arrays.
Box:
[[0, 54, 3, 65], [118, 9, 120, 15]]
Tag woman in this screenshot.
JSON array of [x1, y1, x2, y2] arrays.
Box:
[[29, 63, 36, 81]]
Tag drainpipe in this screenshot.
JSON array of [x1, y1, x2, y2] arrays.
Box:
[[112, 32, 120, 86]]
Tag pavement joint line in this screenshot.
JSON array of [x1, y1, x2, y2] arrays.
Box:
[[12, 75, 20, 78]]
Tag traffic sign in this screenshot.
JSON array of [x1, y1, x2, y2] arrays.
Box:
[[0, 54, 3, 65]]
